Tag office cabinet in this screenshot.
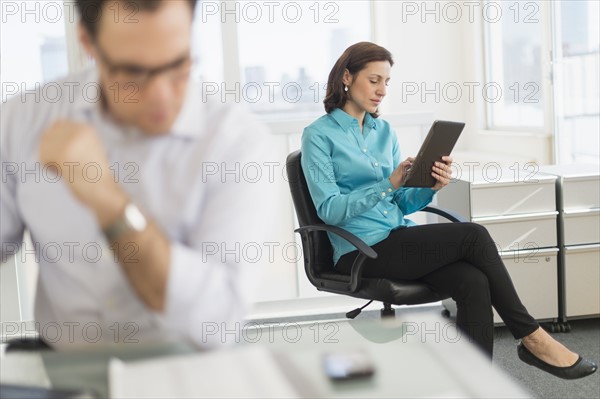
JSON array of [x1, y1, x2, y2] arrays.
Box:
[[564, 245, 600, 317], [468, 179, 556, 218], [438, 172, 556, 218], [539, 165, 600, 319], [493, 249, 559, 323], [437, 169, 559, 323], [476, 212, 557, 251], [563, 210, 600, 246], [561, 174, 600, 211]]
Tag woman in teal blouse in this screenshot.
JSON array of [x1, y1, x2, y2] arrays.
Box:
[[301, 42, 596, 379]]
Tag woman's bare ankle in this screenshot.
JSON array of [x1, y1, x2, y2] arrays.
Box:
[[521, 327, 578, 367], [522, 327, 546, 347]]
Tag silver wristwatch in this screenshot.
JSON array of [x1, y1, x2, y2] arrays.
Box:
[[103, 203, 148, 241]]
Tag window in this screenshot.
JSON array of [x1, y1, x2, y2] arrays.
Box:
[[483, 0, 546, 130], [195, 0, 372, 116], [552, 0, 599, 164], [1, 1, 372, 117], [1, 1, 69, 102], [483, 0, 599, 164]]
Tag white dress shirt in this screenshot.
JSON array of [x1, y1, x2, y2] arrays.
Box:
[[1, 66, 278, 348]]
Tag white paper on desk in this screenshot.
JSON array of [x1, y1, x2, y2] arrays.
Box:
[[109, 346, 301, 398]]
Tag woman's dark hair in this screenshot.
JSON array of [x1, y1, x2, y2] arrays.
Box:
[[76, 0, 198, 39], [324, 42, 394, 118]]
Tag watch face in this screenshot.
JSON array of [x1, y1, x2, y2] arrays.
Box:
[[125, 203, 148, 231]]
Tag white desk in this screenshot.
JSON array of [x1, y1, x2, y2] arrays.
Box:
[[1, 310, 531, 398]]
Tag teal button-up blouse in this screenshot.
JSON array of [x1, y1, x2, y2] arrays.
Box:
[[301, 108, 436, 264]]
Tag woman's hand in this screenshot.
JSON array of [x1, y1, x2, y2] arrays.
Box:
[[432, 156, 453, 191], [389, 157, 415, 189]]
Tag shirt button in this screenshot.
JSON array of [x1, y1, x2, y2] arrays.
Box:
[[362, 148, 367, 153], [384, 211, 388, 215], [374, 162, 379, 167], [381, 192, 386, 197], [388, 188, 393, 193]]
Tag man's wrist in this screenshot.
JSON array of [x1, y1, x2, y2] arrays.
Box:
[[103, 202, 148, 241], [92, 188, 129, 230]]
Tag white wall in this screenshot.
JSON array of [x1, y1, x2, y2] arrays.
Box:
[[373, 1, 470, 151]]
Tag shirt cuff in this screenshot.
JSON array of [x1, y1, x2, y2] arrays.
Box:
[[374, 179, 396, 200], [418, 187, 437, 204], [164, 243, 250, 348], [165, 244, 200, 318], [164, 243, 227, 347]]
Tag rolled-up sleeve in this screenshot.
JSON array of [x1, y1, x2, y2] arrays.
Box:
[[165, 243, 253, 347]]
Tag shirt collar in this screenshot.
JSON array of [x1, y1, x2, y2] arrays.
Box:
[[364, 112, 377, 130], [169, 81, 204, 138], [330, 108, 377, 132]]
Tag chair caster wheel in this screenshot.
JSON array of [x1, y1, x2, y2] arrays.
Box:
[[544, 321, 571, 333], [542, 322, 558, 333], [558, 322, 571, 333]]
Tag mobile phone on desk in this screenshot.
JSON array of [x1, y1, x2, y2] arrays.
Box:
[[322, 350, 375, 381]]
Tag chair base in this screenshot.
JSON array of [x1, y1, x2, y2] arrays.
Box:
[[346, 302, 397, 319], [381, 303, 395, 318]]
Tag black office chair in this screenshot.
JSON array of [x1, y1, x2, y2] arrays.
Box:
[[286, 150, 466, 319]]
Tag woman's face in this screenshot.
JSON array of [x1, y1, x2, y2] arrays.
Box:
[[343, 61, 391, 117]]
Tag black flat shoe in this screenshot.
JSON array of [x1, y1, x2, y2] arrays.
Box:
[[517, 343, 597, 380]]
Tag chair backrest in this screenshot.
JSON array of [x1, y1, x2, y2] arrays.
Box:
[[286, 150, 335, 275], [286, 150, 449, 305]]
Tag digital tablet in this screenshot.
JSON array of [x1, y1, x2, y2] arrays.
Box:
[[403, 120, 465, 188]]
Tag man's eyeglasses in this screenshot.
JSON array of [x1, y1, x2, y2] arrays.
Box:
[[94, 44, 194, 88]]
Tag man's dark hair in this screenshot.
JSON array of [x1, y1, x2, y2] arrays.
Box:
[[324, 42, 394, 118], [75, 0, 198, 40]]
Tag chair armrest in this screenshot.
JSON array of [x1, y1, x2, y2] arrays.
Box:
[[295, 224, 376, 293], [422, 205, 468, 223], [295, 225, 378, 259]]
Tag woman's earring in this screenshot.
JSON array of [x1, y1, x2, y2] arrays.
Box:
[[344, 85, 348, 92]]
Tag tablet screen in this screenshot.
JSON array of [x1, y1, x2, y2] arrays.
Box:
[[403, 120, 465, 188]]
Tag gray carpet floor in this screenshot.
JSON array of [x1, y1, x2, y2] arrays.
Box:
[[253, 304, 600, 398]]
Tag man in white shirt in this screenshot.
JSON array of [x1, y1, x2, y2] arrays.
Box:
[[1, 0, 276, 348]]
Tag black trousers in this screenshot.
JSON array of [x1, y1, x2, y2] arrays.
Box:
[[336, 222, 540, 358]]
